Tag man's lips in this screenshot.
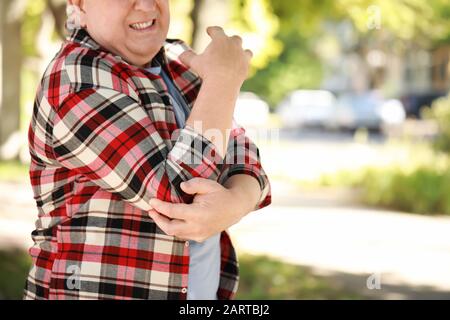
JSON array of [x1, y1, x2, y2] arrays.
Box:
[[129, 19, 156, 31]]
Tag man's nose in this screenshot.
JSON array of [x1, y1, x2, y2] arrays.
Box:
[[134, 0, 157, 12]]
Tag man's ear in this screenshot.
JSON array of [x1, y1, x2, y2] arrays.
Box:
[[68, 0, 87, 13], [67, 0, 87, 29], [78, 1, 87, 28]]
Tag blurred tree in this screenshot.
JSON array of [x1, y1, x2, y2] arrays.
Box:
[[430, 0, 450, 46], [11, 0, 450, 141], [242, 0, 333, 108], [189, 0, 202, 48], [45, 0, 67, 40], [334, 0, 450, 44], [242, 0, 450, 109], [426, 94, 450, 153], [172, 0, 281, 72], [0, 0, 27, 155], [228, 0, 282, 72], [190, 0, 230, 52]]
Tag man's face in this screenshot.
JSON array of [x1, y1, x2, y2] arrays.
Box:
[[76, 0, 170, 67]]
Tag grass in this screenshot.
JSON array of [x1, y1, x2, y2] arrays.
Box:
[[310, 142, 450, 215], [0, 249, 31, 300], [236, 254, 361, 300], [264, 137, 450, 216], [0, 249, 360, 300]]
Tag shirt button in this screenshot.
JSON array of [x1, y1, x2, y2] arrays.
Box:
[[181, 288, 187, 294], [185, 241, 189, 247]]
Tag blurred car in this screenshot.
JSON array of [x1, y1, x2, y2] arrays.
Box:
[[277, 90, 337, 129], [234, 92, 270, 127], [331, 91, 406, 131], [400, 92, 446, 118]]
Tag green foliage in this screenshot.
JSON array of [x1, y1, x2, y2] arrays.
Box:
[[242, 0, 333, 108], [242, 0, 450, 108], [0, 249, 31, 300], [425, 95, 450, 153], [334, 0, 437, 41], [18, 0, 450, 110], [269, 0, 335, 37], [318, 154, 450, 216], [242, 32, 323, 109], [0, 248, 364, 300], [359, 166, 450, 215], [229, 0, 282, 72], [21, 0, 46, 58], [236, 254, 361, 299]]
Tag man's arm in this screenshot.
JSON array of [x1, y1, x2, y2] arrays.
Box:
[[180, 26, 253, 157], [217, 120, 272, 211], [148, 176, 262, 242], [223, 174, 261, 218]]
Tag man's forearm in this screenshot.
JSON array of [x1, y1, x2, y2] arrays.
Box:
[[180, 27, 251, 158], [185, 79, 240, 157], [223, 174, 261, 217]]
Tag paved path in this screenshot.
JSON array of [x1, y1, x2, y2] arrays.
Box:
[[0, 181, 35, 250], [229, 181, 450, 299], [1, 180, 450, 299]]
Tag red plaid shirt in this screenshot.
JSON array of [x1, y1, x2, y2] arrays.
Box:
[[24, 28, 271, 300]]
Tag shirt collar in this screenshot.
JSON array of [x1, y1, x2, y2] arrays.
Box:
[[146, 66, 162, 75], [66, 27, 101, 51], [66, 28, 170, 70]]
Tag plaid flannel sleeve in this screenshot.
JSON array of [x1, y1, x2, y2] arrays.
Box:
[[52, 87, 223, 211], [165, 40, 271, 212], [218, 120, 272, 211]]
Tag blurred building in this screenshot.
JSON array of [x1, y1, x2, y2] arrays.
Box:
[[431, 45, 450, 92], [320, 21, 450, 117]]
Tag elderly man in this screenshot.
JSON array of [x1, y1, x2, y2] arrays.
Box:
[[24, 0, 271, 300]]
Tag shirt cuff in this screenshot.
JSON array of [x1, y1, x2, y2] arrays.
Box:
[[168, 124, 224, 181], [218, 166, 272, 211]]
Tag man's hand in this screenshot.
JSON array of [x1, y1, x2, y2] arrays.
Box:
[[179, 26, 253, 86], [148, 177, 260, 243], [181, 26, 253, 156]]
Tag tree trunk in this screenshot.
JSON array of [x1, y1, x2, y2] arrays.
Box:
[[46, 0, 68, 40], [190, 0, 230, 52], [189, 0, 203, 49], [0, 0, 25, 155]]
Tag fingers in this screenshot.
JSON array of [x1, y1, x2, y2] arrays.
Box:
[[230, 35, 243, 45], [179, 49, 198, 67], [206, 27, 252, 60], [149, 211, 184, 237], [206, 27, 245, 48], [149, 198, 193, 220], [180, 178, 223, 195], [207, 26, 226, 39], [245, 49, 253, 59]]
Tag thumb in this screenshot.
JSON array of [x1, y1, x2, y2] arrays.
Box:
[[180, 178, 222, 195], [179, 50, 197, 68]]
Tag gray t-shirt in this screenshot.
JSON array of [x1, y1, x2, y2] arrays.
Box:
[[146, 65, 221, 300]]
